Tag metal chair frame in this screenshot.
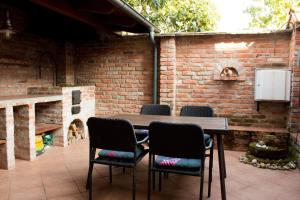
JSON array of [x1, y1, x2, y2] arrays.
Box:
[[86, 117, 148, 200]]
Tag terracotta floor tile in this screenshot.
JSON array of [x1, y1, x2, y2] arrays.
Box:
[[10, 175, 43, 190], [0, 185, 9, 200], [9, 186, 46, 200], [48, 193, 84, 200], [44, 182, 80, 199], [0, 139, 299, 200]]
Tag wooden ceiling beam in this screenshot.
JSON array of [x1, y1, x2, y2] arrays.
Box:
[[76, 1, 115, 15], [31, 0, 118, 37], [100, 16, 137, 28]]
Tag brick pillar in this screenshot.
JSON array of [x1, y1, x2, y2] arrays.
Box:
[[289, 27, 300, 169], [13, 104, 36, 161], [0, 107, 15, 169], [159, 37, 177, 114], [288, 29, 300, 132]]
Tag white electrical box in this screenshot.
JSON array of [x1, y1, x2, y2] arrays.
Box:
[[255, 69, 291, 101]]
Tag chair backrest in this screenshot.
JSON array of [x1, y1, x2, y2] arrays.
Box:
[[180, 106, 213, 117], [140, 104, 171, 116], [149, 121, 205, 159], [87, 117, 136, 152]]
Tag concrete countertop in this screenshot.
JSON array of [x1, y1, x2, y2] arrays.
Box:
[[0, 95, 63, 108]]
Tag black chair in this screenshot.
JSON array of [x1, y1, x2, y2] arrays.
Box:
[[147, 122, 211, 200], [86, 117, 149, 200], [135, 104, 171, 188], [135, 104, 171, 140], [140, 104, 171, 116], [180, 105, 215, 197]]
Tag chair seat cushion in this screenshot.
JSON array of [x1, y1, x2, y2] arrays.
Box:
[[154, 156, 201, 171], [98, 145, 144, 161]]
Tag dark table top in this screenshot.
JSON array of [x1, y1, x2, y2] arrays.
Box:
[[110, 114, 228, 134]]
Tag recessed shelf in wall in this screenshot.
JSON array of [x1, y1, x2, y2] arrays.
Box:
[[213, 76, 244, 81], [35, 123, 62, 135]]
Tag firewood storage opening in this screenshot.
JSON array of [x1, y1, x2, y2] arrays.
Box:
[[68, 119, 85, 145]]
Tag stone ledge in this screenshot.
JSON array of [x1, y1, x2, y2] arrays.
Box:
[[0, 95, 63, 108]]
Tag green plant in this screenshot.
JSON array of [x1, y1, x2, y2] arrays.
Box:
[[125, 0, 219, 32]]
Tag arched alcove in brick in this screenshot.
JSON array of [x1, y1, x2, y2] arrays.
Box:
[[68, 119, 85, 145], [213, 59, 246, 81]]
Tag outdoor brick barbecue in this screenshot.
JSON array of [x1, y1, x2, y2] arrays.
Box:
[[0, 86, 95, 170]]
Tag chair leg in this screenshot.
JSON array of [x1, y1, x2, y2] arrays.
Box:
[[152, 171, 155, 190], [148, 155, 152, 200], [208, 152, 213, 197], [123, 167, 126, 173], [109, 166, 112, 184], [86, 162, 94, 189], [159, 172, 162, 192], [133, 166, 136, 200], [89, 166, 93, 200], [222, 144, 227, 178], [208, 142, 213, 197], [163, 172, 169, 179], [210, 140, 214, 169], [200, 163, 205, 200]]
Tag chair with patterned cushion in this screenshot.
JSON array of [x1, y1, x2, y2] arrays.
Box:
[[147, 121, 210, 200], [180, 105, 215, 197], [86, 117, 148, 200]]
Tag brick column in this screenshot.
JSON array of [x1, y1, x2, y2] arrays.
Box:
[[289, 29, 300, 132], [0, 107, 15, 169], [159, 37, 177, 114], [289, 27, 300, 169], [14, 104, 36, 161]]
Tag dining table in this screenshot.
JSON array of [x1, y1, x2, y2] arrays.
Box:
[[110, 114, 229, 200]]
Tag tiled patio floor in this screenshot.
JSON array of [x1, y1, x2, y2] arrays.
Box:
[[0, 139, 299, 200]]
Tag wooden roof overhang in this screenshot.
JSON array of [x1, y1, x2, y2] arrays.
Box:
[[3, 0, 159, 39]]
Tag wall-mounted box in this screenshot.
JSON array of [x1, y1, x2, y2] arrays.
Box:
[[255, 69, 291, 101]]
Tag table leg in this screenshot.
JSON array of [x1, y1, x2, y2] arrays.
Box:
[[217, 134, 226, 200], [222, 143, 227, 178]]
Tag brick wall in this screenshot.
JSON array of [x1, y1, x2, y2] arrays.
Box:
[[0, 4, 67, 96], [75, 37, 153, 115], [159, 33, 291, 128], [35, 101, 63, 125]]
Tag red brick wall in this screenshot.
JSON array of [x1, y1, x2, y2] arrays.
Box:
[[0, 4, 66, 96], [75, 37, 153, 115], [160, 33, 292, 128]]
